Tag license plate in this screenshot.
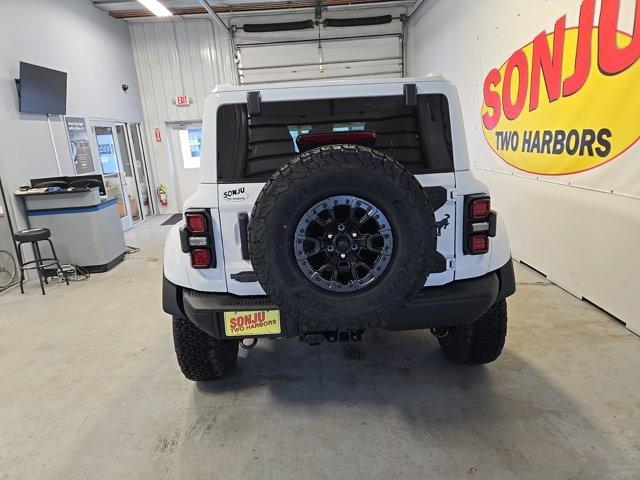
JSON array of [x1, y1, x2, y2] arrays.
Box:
[[223, 310, 281, 337]]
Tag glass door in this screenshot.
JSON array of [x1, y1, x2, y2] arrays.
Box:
[[127, 124, 154, 220], [92, 122, 133, 230], [114, 124, 141, 224]]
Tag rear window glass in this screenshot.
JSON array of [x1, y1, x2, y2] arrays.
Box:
[[217, 94, 453, 182]]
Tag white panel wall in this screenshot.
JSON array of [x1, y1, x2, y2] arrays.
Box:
[[406, 0, 640, 333], [129, 19, 235, 213], [0, 0, 142, 248]]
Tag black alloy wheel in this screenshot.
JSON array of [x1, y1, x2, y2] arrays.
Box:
[[294, 195, 393, 292]]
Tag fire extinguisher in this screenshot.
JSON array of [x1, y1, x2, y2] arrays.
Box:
[[156, 184, 168, 208]]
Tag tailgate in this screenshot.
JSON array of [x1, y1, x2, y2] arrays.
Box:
[[218, 182, 266, 295], [218, 173, 457, 295], [416, 173, 456, 286]]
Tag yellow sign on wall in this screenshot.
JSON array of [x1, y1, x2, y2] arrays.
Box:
[[481, 0, 640, 175]]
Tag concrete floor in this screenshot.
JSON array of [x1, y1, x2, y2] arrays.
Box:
[[1, 215, 639, 480]]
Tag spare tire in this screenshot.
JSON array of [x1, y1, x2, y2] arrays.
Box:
[[248, 144, 437, 331]]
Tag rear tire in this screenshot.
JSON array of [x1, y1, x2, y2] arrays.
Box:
[[437, 300, 508, 365], [172, 317, 239, 381]]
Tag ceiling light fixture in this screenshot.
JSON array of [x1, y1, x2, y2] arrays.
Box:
[[136, 0, 173, 17]]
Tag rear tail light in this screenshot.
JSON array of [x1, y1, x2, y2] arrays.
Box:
[[469, 197, 491, 220], [464, 195, 495, 255], [468, 234, 489, 254], [190, 249, 211, 268], [185, 212, 207, 233], [181, 210, 216, 268]]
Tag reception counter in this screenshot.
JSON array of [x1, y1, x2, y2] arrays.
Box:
[[15, 187, 126, 272]]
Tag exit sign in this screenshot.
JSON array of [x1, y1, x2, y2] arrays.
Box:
[[174, 95, 191, 106]]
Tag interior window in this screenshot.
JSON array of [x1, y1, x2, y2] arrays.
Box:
[[179, 128, 202, 169], [287, 126, 311, 153], [332, 122, 366, 132]]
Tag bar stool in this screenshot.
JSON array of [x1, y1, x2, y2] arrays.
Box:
[[14, 228, 69, 295]]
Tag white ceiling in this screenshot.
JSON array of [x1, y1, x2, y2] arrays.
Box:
[[91, 0, 420, 20]]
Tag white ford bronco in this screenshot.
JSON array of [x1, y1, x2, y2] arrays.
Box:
[[163, 76, 516, 381]]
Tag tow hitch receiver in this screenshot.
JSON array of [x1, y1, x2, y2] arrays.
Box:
[[299, 330, 364, 346]]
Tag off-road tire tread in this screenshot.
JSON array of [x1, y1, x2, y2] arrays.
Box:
[[172, 316, 239, 381], [438, 300, 508, 365]]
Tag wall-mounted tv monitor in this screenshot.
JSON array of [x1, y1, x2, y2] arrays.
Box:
[[18, 62, 67, 115]]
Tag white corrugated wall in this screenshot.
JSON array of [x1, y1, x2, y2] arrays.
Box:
[[129, 19, 236, 213]]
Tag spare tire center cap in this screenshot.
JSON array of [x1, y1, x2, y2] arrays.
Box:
[[335, 235, 351, 252]]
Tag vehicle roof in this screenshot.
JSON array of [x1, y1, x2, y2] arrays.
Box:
[[212, 75, 449, 94]]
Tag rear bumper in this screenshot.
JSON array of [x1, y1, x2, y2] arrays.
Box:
[[163, 258, 516, 339]]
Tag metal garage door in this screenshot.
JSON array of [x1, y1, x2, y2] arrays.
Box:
[[231, 6, 408, 84]]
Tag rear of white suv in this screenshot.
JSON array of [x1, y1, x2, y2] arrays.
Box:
[[163, 77, 515, 381]]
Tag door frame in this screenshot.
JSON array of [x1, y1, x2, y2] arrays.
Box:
[[0, 170, 19, 269], [115, 122, 155, 225], [165, 120, 203, 212], [89, 120, 134, 231], [115, 122, 143, 225], [127, 123, 155, 219]]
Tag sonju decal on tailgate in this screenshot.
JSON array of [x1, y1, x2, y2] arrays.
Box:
[[222, 186, 249, 201]]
